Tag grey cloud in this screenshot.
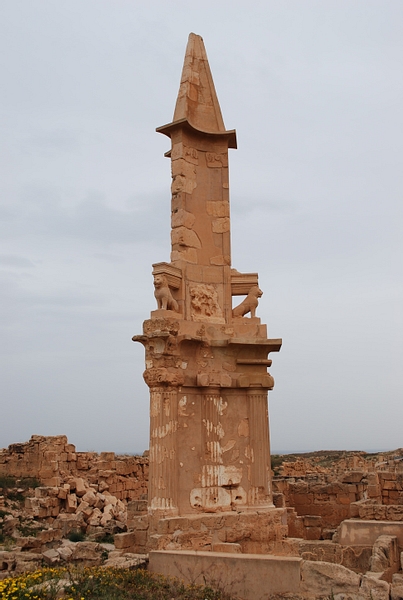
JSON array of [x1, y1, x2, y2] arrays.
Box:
[[0, 191, 169, 246], [25, 130, 81, 153], [0, 255, 35, 268]]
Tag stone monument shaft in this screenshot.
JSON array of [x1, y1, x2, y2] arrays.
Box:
[[134, 33, 281, 517]]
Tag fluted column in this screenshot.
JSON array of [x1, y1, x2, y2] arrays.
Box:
[[148, 387, 178, 513], [200, 387, 225, 509], [247, 388, 272, 506]]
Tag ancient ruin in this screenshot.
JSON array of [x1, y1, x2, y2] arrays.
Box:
[[2, 32, 403, 600], [133, 31, 281, 520]]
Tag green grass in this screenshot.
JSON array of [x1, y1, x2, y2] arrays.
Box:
[[0, 566, 236, 599]]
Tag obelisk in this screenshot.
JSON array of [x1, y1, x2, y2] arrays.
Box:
[[133, 33, 281, 518]]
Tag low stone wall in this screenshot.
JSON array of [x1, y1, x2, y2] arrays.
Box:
[[149, 550, 302, 599], [149, 549, 397, 600], [0, 435, 148, 502]]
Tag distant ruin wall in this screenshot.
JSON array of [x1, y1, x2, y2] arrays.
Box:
[[274, 469, 403, 534], [0, 435, 148, 502]]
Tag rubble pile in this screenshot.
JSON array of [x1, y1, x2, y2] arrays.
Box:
[[0, 435, 148, 501], [0, 435, 149, 579]]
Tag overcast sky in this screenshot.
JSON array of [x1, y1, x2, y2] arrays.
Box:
[[1, 1, 402, 454]]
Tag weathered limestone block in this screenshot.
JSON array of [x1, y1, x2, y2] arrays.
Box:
[[54, 513, 85, 537], [42, 549, 60, 565], [66, 493, 77, 513], [171, 174, 196, 195], [171, 247, 198, 263], [211, 217, 230, 233], [129, 515, 149, 533], [72, 478, 88, 497], [15, 536, 41, 550], [370, 535, 400, 582], [38, 528, 62, 544], [171, 208, 196, 230], [342, 471, 365, 484], [206, 200, 229, 218], [87, 507, 102, 526], [300, 560, 361, 596], [211, 542, 241, 553], [57, 486, 68, 500], [114, 532, 136, 550], [171, 226, 201, 249], [56, 545, 73, 561], [2, 551, 43, 576], [360, 573, 390, 600], [2, 517, 19, 535], [171, 157, 196, 180], [98, 481, 109, 493], [103, 552, 148, 570], [100, 512, 113, 526], [70, 542, 103, 565], [82, 490, 97, 506]]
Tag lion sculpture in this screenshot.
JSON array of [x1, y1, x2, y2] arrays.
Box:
[[232, 285, 263, 318], [153, 274, 179, 312]]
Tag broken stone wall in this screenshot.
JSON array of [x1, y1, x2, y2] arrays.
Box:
[[0, 435, 148, 502], [274, 472, 367, 531], [274, 467, 403, 541]]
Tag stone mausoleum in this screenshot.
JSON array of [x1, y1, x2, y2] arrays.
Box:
[[133, 32, 286, 547]]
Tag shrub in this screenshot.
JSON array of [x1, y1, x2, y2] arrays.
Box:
[[68, 530, 85, 542], [98, 532, 114, 544], [0, 476, 16, 490]]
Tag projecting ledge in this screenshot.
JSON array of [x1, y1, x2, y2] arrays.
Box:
[[156, 118, 237, 149], [229, 338, 282, 351]]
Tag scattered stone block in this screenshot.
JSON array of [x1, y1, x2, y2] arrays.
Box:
[[42, 549, 60, 565], [300, 560, 361, 596], [114, 532, 136, 550]]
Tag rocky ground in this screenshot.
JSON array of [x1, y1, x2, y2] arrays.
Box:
[[0, 474, 147, 579]]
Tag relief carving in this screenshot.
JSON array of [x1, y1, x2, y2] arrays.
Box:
[[143, 318, 179, 337], [171, 143, 198, 164], [206, 152, 228, 168], [143, 367, 184, 387], [153, 275, 179, 312], [190, 284, 223, 321], [232, 285, 263, 318]]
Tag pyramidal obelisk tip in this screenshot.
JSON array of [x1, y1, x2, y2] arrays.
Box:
[[173, 33, 226, 133]]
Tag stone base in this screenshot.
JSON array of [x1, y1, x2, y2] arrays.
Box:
[[149, 550, 302, 600], [128, 507, 288, 554]]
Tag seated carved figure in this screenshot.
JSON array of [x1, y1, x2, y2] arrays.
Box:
[[153, 274, 179, 312], [232, 285, 263, 318]]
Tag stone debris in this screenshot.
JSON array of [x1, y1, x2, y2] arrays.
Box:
[[0, 542, 147, 580], [0, 435, 148, 501]]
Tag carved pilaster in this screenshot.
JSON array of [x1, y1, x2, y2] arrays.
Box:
[[149, 387, 178, 513], [247, 388, 272, 506], [200, 387, 225, 509]]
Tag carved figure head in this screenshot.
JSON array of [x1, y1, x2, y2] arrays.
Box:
[[153, 274, 168, 289], [249, 285, 263, 298]]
